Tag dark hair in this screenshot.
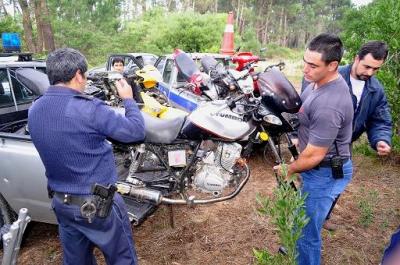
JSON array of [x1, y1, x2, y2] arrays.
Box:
[[112, 57, 124, 66], [46, 48, 88, 85], [307, 33, 344, 64], [357, 41, 388, 61]]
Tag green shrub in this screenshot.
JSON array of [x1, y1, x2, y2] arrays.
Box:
[[254, 170, 309, 265]]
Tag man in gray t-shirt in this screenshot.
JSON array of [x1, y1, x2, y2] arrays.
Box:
[[298, 77, 353, 159], [274, 33, 354, 265]]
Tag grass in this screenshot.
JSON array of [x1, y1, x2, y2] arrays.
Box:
[[357, 187, 379, 227]]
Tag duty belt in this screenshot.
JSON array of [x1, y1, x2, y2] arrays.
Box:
[[53, 192, 94, 206], [53, 192, 98, 223], [315, 157, 350, 169]]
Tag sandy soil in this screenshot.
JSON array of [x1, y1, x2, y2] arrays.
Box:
[[1, 152, 399, 265]]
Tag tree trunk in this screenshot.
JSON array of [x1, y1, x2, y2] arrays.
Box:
[[40, 0, 55, 52], [262, 0, 273, 44], [0, 0, 8, 15], [278, 6, 284, 46], [18, 0, 36, 52], [141, 0, 146, 13], [33, 0, 44, 53], [283, 12, 287, 47]]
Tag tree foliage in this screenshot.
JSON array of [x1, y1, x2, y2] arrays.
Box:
[[341, 0, 400, 135]]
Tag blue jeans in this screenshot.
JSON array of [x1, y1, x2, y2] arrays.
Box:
[[296, 160, 353, 265], [52, 193, 138, 265]]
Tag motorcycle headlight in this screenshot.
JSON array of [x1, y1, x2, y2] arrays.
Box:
[[263, 114, 282, 126]]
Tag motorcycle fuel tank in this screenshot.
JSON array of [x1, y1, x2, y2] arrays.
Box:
[[188, 100, 255, 140]]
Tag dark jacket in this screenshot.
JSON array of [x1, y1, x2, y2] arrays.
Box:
[[301, 65, 392, 149], [339, 64, 392, 149]]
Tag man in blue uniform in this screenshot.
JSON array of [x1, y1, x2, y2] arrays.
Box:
[[28, 48, 145, 265], [275, 33, 354, 265]]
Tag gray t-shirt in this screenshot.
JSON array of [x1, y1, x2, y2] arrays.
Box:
[[298, 75, 354, 158]]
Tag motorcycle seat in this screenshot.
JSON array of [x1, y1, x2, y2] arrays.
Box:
[[142, 112, 186, 144]]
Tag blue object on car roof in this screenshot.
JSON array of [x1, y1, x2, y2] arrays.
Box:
[[1, 33, 21, 52]]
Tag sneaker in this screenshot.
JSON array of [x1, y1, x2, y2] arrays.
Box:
[[323, 220, 338, 231], [278, 246, 288, 255]]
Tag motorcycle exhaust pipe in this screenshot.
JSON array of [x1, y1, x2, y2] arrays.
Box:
[[116, 182, 163, 205]]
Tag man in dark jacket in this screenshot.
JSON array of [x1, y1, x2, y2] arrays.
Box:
[[302, 41, 393, 230], [340, 41, 392, 153]]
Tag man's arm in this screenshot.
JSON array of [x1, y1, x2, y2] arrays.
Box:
[[366, 91, 392, 152], [287, 144, 328, 176], [94, 99, 145, 143], [94, 79, 145, 143]]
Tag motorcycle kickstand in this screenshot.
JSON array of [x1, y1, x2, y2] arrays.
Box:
[[168, 204, 175, 228]]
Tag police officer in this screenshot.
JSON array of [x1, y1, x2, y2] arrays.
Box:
[[28, 48, 145, 265]]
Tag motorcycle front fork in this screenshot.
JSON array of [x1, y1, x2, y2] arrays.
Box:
[[264, 131, 298, 190]]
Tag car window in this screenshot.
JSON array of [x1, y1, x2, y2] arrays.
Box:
[[142, 55, 157, 65], [10, 73, 35, 104], [35, 66, 46, 74], [155, 57, 166, 74], [163, 59, 174, 83], [0, 69, 14, 107], [125, 58, 141, 71], [177, 71, 186, 83]]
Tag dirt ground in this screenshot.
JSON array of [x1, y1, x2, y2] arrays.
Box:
[[1, 152, 399, 265]]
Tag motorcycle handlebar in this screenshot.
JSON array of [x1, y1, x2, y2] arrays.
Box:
[[227, 94, 245, 109], [264, 61, 285, 72]]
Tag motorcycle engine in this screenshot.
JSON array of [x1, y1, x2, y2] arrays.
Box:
[[193, 142, 242, 194]]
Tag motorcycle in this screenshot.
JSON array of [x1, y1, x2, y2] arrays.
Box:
[[16, 64, 300, 226], [94, 66, 301, 224]]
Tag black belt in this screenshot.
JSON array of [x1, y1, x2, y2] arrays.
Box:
[[53, 192, 95, 206], [315, 157, 350, 169]]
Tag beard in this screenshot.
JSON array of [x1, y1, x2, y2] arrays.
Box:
[[356, 74, 371, 81]]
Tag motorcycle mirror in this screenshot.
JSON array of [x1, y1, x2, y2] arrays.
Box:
[[260, 47, 267, 53], [235, 46, 241, 53]]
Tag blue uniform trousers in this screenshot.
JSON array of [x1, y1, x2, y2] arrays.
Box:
[[297, 160, 353, 265], [52, 193, 138, 265], [382, 226, 400, 265]]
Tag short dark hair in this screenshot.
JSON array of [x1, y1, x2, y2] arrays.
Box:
[[112, 57, 124, 66], [307, 33, 344, 64], [46, 48, 88, 85], [357, 41, 388, 61]]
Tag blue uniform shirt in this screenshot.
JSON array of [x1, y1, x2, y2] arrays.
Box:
[[28, 85, 145, 195]]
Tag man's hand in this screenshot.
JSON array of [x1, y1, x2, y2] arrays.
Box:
[[273, 163, 301, 186], [115, 79, 133, 99], [291, 138, 299, 148], [273, 163, 293, 180], [376, 141, 391, 156]]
